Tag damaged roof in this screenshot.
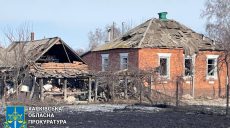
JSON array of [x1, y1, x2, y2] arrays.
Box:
[[6, 37, 84, 63], [93, 18, 222, 55], [0, 37, 89, 77]]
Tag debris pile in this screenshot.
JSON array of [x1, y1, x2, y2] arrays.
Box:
[[30, 61, 89, 78], [40, 61, 88, 71]]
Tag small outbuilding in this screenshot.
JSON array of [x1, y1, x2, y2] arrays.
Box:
[[0, 36, 93, 103]]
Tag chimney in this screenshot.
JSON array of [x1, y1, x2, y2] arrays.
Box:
[[158, 12, 168, 21], [31, 32, 35, 41], [122, 22, 125, 35], [107, 27, 111, 42]]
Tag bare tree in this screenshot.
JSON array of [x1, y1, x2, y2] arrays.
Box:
[[0, 23, 32, 101], [88, 28, 105, 50], [87, 22, 133, 50], [202, 0, 230, 115], [75, 48, 85, 55]]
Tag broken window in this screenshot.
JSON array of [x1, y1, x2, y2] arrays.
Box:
[[207, 58, 216, 76], [101, 54, 109, 71], [159, 58, 168, 76], [158, 53, 171, 78], [206, 55, 219, 79], [120, 53, 128, 70], [184, 58, 193, 76]]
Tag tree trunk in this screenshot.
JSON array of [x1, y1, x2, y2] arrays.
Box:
[[226, 60, 229, 115]]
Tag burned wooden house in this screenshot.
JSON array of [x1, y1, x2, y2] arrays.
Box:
[[0, 36, 93, 103]]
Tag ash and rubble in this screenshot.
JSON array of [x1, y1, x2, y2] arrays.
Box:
[[63, 104, 163, 113]]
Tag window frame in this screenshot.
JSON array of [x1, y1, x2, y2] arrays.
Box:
[[206, 55, 219, 80], [101, 54, 109, 71], [184, 58, 193, 76], [157, 53, 171, 78], [119, 53, 128, 70], [183, 55, 196, 77]]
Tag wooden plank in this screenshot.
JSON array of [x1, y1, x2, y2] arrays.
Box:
[[39, 78, 44, 102], [44, 91, 88, 95], [67, 91, 88, 95], [88, 77, 92, 103], [44, 92, 63, 95], [64, 78, 67, 101]]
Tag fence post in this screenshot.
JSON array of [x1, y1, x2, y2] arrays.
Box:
[[149, 75, 153, 97], [39, 78, 44, 102], [176, 77, 179, 107], [88, 77, 92, 103], [140, 80, 143, 104], [94, 78, 98, 102], [63, 78, 67, 101], [112, 81, 115, 103], [29, 76, 36, 100]]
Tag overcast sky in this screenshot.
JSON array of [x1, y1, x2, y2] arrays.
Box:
[[0, 0, 207, 50]]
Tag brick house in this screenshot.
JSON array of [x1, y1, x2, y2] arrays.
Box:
[[82, 12, 226, 98]]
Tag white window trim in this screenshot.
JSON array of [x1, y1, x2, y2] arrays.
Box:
[[183, 54, 196, 78], [157, 53, 171, 79], [120, 53, 128, 70], [206, 55, 219, 80], [157, 53, 172, 57], [101, 54, 109, 71]]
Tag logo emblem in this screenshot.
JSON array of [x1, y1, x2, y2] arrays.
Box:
[[4, 106, 27, 128]]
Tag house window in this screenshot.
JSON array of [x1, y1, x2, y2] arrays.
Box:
[[101, 54, 109, 71], [206, 55, 219, 79], [160, 58, 168, 76], [120, 53, 128, 70], [157, 53, 171, 78], [207, 59, 215, 76], [184, 58, 193, 76]]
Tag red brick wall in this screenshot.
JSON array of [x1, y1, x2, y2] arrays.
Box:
[[81, 51, 100, 71], [82, 48, 227, 98], [138, 48, 226, 98], [138, 48, 185, 96], [82, 49, 138, 72], [193, 51, 226, 97]]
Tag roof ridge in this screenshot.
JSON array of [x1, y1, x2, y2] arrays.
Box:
[[138, 18, 154, 48], [30, 36, 59, 42]]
